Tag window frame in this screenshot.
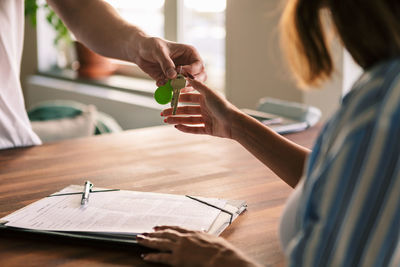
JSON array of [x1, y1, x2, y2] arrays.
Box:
[[113, 0, 183, 80]]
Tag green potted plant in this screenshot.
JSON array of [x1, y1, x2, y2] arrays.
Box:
[[25, 0, 116, 78]]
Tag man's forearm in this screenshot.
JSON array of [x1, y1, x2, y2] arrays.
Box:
[[47, 0, 146, 63], [231, 110, 310, 188]]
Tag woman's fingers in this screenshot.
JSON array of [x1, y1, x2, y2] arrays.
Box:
[[181, 86, 195, 93], [145, 229, 181, 241], [162, 105, 201, 116], [187, 78, 212, 94], [179, 93, 202, 103], [154, 225, 196, 234], [136, 236, 174, 252], [165, 116, 204, 125], [142, 252, 174, 265], [175, 125, 207, 135]]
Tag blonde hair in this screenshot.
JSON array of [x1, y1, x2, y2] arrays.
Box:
[[281, 0, 400, 88]]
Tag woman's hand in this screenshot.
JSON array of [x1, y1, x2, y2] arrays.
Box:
[[137, 226, 260, 267], [161, 78, 242, 139], [135, 37, 206, 86]]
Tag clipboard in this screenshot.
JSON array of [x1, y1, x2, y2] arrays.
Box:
[[0, 185, 247, 245]]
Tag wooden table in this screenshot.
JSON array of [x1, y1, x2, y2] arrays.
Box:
[[0, 125, 320, 267]]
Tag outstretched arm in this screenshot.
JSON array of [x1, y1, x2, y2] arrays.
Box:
[[162, 78, 310, 187], [231, 109, 310, 188], [47, 0, 206, 84]]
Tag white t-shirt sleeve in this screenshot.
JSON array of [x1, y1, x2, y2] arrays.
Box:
[[0, 0, 41, 149]]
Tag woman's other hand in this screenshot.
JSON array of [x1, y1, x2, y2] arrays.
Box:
[[137, 226, 260, 267], [161, 78, 242, 139]]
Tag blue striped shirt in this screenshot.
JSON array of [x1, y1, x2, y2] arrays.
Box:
[[287, 58, 400, 266]]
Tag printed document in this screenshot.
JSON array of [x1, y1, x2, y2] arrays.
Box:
[[2, 185, 226, 234]]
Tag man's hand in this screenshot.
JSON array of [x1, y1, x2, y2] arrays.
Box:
[[137, 226, 261, 267], [47, 0, 206, 86], [135, 37, 206, 86]]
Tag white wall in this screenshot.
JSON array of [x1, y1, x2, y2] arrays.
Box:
[[225, 0, 343, 121], [302, 38, 344, 120], [226, 0, 302, 108]]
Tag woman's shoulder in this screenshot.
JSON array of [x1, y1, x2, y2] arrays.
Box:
[[307, 58, 400, 174], [337, 57, 400, 129], [344, 57, 400, 110]]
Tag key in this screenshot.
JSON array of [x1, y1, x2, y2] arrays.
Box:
[[170, 74, 187, 115]]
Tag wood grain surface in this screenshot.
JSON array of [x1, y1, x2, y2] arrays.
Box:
[[0, 125, 321, 267]]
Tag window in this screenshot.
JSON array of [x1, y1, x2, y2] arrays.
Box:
[[181, 0, 226, 90], [106, 0, 165, 38], [37, 0, 226, 91]]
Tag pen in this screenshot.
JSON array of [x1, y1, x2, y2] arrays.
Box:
[[49, 189, 120, 197], [81, 181, 93, 206]]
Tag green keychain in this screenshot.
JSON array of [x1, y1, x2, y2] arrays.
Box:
[[154, 74, 187, 115], [154, 80, 173, 105]]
